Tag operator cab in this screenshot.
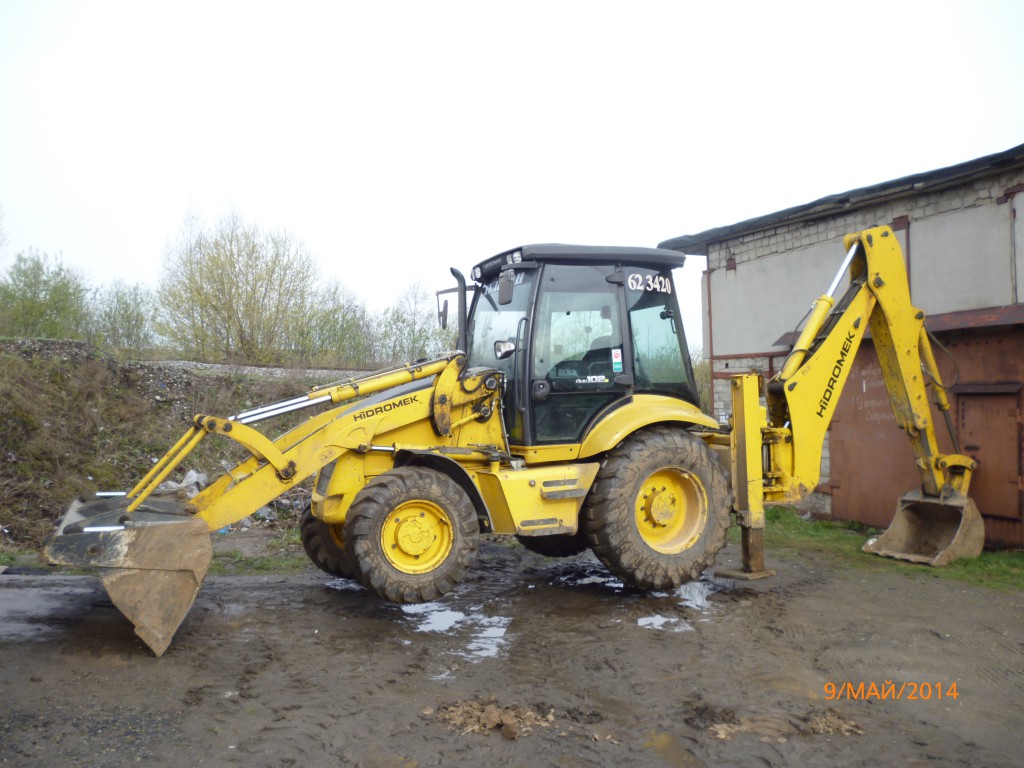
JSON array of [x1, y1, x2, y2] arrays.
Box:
[[465, 244, 700, 447]]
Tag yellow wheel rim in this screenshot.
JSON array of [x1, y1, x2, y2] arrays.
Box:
[[327, 524, 345, 550], [381, 499, 454, 574], [634, 467, 708, 554]]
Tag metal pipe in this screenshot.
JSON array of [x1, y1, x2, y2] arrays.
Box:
[[127, 426, 202, 499], [127, 427, 207, 512], [778, 241, 861, 382], [826, 242, 861, 298], [450, 267, 468, 353], [232, 394, 316, 422], [236, 394, 332, 425]]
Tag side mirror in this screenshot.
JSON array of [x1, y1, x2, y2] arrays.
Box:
[[494, 339, 516, 360], [438, 299, 449, 330], [497, 269, 515, 305]]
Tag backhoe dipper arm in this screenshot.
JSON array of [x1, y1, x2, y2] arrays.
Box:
[[728, 226, 983, 575], [764, 225, 975, 502]]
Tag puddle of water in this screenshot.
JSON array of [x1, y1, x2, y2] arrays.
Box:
[[548, 561, 625, 591], [217, 602, 248, 618], [325, 578, 363, 593], [0, 585, 98, 641], [675, 580, 715, 612], [637, 614, 695, 632], [463, 615, 511, 659], [0, 619, 61, 641], [633, 578, 731, 632], [401, 600, 511, 664], [401, 603, 466, 632]]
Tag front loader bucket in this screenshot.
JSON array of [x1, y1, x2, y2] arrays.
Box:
[[862, 489, 984, 567], [42, 496, 212, 656]]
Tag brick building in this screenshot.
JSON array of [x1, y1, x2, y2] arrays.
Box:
[[660, 143, 1024, 547]]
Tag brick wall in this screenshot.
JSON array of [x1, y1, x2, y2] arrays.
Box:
[[705, 170, 1023, 272], [702, 167, 1024, 512]]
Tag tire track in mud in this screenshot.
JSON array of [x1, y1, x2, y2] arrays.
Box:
[[169, 563, 570, 765], [3, 541, 1022, 767], [701, 551, 1024, 768]]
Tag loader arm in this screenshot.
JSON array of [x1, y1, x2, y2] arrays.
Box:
[[729, 226, 983, 572], [41, 353, 505, 655]]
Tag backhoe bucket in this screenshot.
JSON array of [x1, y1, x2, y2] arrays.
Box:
[[862, 489, 984, 567], [42, 496, 212, 656]]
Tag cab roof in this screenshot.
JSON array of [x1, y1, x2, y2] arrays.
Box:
[[472, 244, 686, 281]]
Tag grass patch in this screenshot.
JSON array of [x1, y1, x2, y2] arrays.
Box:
[[208, 524, 310, 575], [210, 549, 310, 576], [735, 506, 1024, 591]]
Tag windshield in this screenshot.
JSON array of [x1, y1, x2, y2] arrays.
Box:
[[466, 270, 534, 442], [466, 271, 533, 366]]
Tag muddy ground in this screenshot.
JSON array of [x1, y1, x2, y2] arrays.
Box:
[[1, 534, 1022, 768]]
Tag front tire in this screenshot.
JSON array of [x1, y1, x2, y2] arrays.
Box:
[[344, 467, 479, 603], [300, 501, 358, 580], [583, 426, 731, 589]]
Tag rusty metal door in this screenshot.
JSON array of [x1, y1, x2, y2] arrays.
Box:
[[955, 387, 1022, 521], [829, 336, 1024, 547]]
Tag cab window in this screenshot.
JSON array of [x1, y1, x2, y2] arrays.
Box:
[[530, 263, 625, 443], [625, 268, 698, 404]]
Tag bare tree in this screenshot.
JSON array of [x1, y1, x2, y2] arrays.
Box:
[[370, 283, 456, 366], [158, 212, 321, 364], [92, 280, 158, 353], [284, 280, 373, 368]]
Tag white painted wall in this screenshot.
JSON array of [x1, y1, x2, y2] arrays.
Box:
[[709, 240, 850, 356], [911, 203, 1014, 314]]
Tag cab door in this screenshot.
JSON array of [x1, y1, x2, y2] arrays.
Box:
[[529, 263, 630, 444]]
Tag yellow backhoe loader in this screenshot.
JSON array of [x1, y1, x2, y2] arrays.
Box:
[[42, 226, 984, 655]]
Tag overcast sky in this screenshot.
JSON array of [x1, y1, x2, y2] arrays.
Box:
[[1, 0, 1021, 346]]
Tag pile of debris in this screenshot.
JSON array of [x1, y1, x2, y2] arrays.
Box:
[[426, 698, 556, 740]]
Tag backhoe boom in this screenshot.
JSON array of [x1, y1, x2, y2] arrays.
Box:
[[729, 226, 984, 572]]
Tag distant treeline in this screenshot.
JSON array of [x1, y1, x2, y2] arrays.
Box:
[[0, 212, 454, 369]]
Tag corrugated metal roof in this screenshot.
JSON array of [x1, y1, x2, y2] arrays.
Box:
[[659, 142, 1024, 255]]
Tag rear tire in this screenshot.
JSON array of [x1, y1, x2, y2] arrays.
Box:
[[584, 426, 731, 589], [300, 501, 358, 580], [516, 529, 590, 558], [344, 467, 479, 603]]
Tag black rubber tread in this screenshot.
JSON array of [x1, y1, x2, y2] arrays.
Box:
[[516, 529, 590, 558], [343, 467, 479, 603], [299, 501, 359, 580], [583, 426, 732, 590]]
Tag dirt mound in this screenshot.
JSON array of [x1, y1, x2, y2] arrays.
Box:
[[802, 708, 864, 736], [429, 698, 556, 740], [0, 340, 357, 548]]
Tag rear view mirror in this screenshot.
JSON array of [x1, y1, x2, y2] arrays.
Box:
[[498, 269, 515, 305], [494, 340, 516, 360], [438, 299, 449, 330]]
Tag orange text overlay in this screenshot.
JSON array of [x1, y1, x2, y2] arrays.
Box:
[[824, 681, 959, 701]]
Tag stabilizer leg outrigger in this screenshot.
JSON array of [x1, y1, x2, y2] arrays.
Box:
[[716, 374, 775, 580]]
